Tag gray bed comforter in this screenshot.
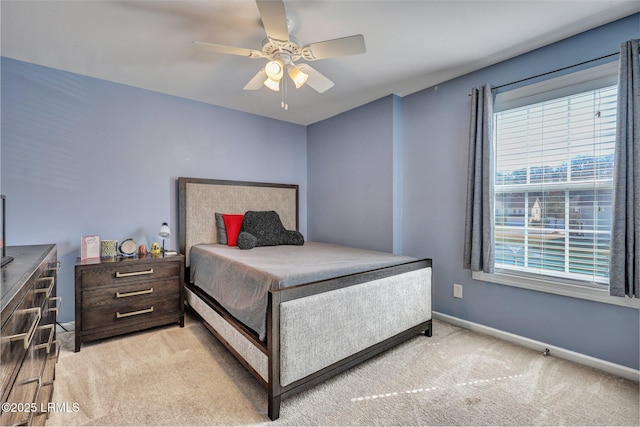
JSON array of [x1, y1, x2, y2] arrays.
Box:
[[189, 242, 416, 341]]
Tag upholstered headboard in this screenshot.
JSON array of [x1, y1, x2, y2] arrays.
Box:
[[178, 177, 299, 266]]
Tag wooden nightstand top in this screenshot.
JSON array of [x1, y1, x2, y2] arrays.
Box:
[[76, 252, 184, 267]]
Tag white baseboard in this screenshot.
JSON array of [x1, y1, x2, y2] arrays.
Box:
[[432, 311, 639, 382]]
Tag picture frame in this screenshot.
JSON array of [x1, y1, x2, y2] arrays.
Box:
[[81, 235, 100, 260]]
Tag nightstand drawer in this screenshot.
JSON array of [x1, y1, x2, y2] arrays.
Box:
[[81, 297, 180, 331], [79, 261, 180, 288], [82, 279, 180, 309]]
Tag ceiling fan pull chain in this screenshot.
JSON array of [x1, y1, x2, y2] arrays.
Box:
[[281, 78, 285, 109], [285, 78, 289, 110], [281, 77, 288, 110]]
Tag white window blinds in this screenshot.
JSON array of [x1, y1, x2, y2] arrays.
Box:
[[493, 85, 617, 285]]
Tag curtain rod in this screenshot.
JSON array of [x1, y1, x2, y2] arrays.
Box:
[[493, 51, 619, 91]]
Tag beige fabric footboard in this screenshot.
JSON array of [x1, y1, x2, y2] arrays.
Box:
[[186, 264, 432, 390], [278, 266, 432, 387]]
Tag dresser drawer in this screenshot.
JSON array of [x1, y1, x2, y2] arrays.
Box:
[[81, 297, 180, 331], [1, 245, 59, 426], [82, 278, 180, 309], [2, 249, 57, 327], [42, 339, 60, 387], [0, 324, 51, 426], [79, 260, 181, 288], [1, 263, 55, 356], [20, 329, 50, 388], [0, 375, 40, 426], [0, 306, 41, 397]]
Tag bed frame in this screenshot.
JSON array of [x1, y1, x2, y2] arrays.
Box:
[[178, 177, 432, 420]]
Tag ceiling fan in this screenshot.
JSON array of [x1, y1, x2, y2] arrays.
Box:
[[193, 0, 366, 103]]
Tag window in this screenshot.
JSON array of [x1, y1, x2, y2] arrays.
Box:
[[493, 85, 616, 287], [473, 62, 638, 308]]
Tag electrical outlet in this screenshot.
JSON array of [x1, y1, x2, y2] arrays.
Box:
[[453, 283, 463, 299]]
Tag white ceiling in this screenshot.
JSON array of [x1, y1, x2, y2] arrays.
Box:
[[2, 1, 639, 125]]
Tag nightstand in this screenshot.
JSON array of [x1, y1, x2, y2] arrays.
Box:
[[74, 253, 184, 352]]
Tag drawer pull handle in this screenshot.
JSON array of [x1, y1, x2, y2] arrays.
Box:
[[115, 268, 154, 278], [34, 324, 55, 352], [116, 288, 154, 298], [48, 261, 61, 273], [50, 339, 61, 363], [1, 307, 41, 349], [35, 277, 55, 297], [20, 376, 42, 387], [47, 297, 62, 314], [116, 306, 153, 319]]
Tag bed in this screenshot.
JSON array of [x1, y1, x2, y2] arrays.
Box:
[[178, 177, 432, 420]]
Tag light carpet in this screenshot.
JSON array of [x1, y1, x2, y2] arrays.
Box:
[[48, 316, 639, 426]]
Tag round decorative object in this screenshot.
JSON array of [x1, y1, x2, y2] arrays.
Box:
[[119, 238, 137, 256]]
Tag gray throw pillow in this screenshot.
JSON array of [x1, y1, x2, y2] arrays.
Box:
[[215, 213, 228, 245]]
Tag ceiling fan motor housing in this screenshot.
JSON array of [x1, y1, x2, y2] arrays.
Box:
[[262, 37, 303, 66]]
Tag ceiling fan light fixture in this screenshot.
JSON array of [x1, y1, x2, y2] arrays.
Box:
[[265, 59, 284, 81], [263, 77, 280, 91], [288, 66, 308, 89]]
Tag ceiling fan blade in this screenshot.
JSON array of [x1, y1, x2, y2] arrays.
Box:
[[256, 0, 289, 42], [297, 64, 334, 93], [243, 68, 267, 90], [302, 34, 366, 60], [192, 41, 263, 58]]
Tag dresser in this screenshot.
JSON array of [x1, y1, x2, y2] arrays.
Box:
[[1, 244, 61, 426], [74, 253, 184, 352]]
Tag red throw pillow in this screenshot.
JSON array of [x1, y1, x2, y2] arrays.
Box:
[[222, 214, 244, 246]]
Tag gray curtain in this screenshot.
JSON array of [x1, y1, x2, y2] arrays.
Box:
[[463, 84, 495, 273], [610, 39, 639, 298]]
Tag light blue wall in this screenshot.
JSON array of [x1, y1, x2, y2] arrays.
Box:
[[307, 95, 396, 253], [401, 14, 639, 370], [307, 14, 639, 369], [1, 57, 307, 323]]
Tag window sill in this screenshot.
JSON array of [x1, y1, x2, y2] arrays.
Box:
[[472, 270, 640, 309]]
